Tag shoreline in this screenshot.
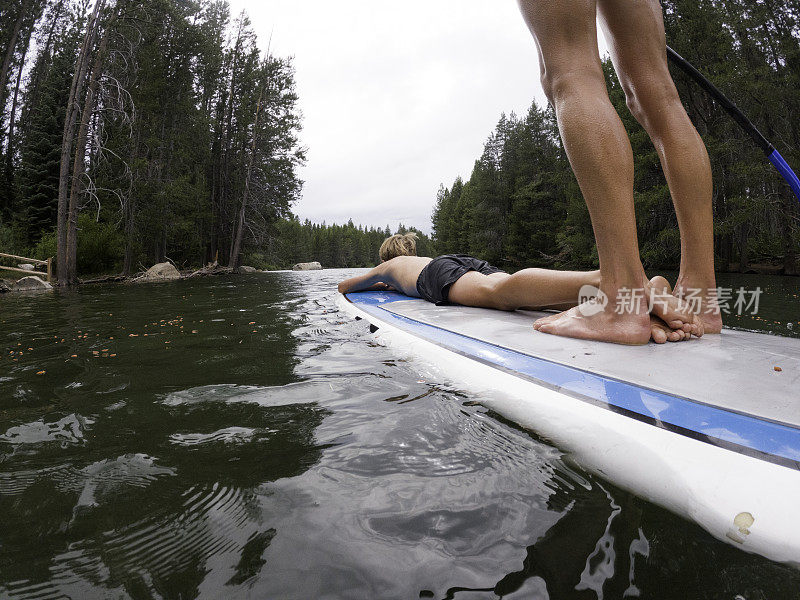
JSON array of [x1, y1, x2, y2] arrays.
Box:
[[2, 261, 797, 294]]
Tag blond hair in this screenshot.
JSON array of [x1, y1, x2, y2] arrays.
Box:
[[379, 232, 418, 262]]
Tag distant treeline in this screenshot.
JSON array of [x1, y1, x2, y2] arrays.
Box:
[[432, 0, 800, 275], [0, 0, 303, 282], [249, 220, 432, 270]]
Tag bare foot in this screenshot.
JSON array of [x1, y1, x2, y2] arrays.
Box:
[[649, 275, 673, 294], [650, 315, 689, 344], [643, 277, 693, 343], [533, 298, 651, 345], [532, 311, 560, 327], [673, 279, 723, 334], [646, 278, 704, 338]]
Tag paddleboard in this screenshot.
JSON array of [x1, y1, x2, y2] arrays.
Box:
[[337, 290, 800, 565]]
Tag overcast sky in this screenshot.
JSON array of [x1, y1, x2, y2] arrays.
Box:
[[227, 1, 607, 234]]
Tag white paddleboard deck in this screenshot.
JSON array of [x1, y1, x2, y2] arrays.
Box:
[[338, 291, 800, 565]]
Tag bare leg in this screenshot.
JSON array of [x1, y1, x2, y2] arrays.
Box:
[[535, 273, 696, 342], [515, 0, 700, 344], [448, 269, 601, 310], [597, 0, 721, 333], [450, 270, 693, 344]]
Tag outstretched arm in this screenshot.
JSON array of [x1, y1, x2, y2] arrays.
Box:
[[337, 263, 391, 294]]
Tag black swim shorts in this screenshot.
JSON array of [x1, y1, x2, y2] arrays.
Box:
[[416, 254, 505, 305]]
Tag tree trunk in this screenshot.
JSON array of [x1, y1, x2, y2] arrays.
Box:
[[156, 111, 178, 265], [5, 34, 29, 179], [123, 196, 136, 274], [781, 188, 798, 275], [122, 125, 141, 276], [716, 171, 732, 271], [759, 107, 799, 276], [218, 21, 243, 262], [65, 3, 115, 284], [57, 0, 105, 285], [0, 0, 32, 110], [738, 221, 750, 273], [229, 83, 265, 268]]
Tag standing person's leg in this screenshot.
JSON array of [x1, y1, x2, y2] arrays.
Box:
[[516, 0, 699, 344], [597, 0, 721, 333]]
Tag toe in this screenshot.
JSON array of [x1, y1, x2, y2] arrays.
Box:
[[667, 319, 687, 331], [651, 326, 667, 344], [694, 317, 705, 338]]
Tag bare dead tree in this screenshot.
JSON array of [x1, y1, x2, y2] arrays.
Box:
[[65, 4, 118, 282], [228, 31, 272, 269], [229, 73, 265, 268], [56, 0, 106, 285]]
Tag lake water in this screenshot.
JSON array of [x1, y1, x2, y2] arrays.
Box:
[[1, 269, 798, 599]]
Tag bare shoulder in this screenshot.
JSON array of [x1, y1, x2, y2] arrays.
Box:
[[382, 255, 432, 269], [381, 256, 432, 275], [382, 256, 432, 296]]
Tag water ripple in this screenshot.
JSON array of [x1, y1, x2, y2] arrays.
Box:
[[0, 414, 94, 448], [0, 270, 797, 599], [169, 426, 264, 447]]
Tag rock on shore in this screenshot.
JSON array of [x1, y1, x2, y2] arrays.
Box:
[[142, 262, 181, 282], [12, 276, 53, 291], [292, 262, 322, 271], [237, 265, 258, 273]]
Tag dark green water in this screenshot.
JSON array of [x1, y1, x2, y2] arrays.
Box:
[[658, 270, 800, 337], [0, 270, 798, 600]]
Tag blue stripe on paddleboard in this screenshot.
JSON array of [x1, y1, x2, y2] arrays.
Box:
[[346, 291, 800, 471]]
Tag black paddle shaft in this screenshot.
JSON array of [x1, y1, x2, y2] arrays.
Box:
[[666, 45, 774, 155]]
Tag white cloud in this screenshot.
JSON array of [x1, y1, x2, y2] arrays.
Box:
[[227, 1, 606, 234]]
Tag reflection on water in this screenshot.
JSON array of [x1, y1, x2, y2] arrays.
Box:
[[1, 270, 798, 599]]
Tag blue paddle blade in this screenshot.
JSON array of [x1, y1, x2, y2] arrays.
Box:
[[768, 150, 800, 205]]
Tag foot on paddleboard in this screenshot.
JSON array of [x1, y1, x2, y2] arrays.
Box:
[[673, 277, 723, 334], [647, 277, 704, 338], [650, 314, 690, 344], [533, 302, 652, 345]]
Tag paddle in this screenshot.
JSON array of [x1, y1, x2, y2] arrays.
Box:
[[666, 45, 800, 205]]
